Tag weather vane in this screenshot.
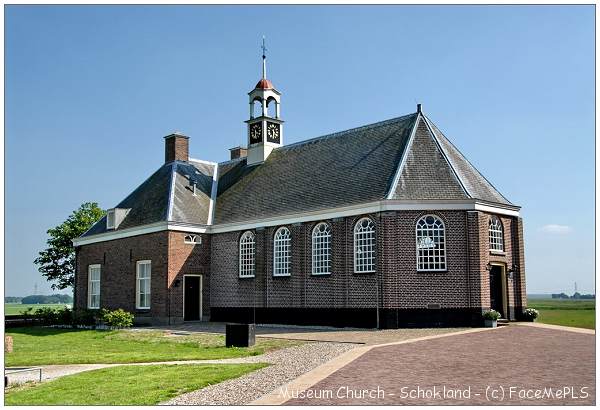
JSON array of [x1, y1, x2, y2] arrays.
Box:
[[261, 35, 268, 79], [261, 35, 267, 59]]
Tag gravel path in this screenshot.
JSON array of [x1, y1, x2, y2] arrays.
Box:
[[163, 342, 358, 405]]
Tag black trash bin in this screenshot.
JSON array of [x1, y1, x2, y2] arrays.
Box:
[[226, 323, 256, 347]]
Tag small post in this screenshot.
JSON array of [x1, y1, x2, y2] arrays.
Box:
[[417, 103, 422, 114]]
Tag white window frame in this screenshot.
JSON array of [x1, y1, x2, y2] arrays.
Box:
[[489, 216, 504, 252], [273, 227, 291, 277], [354, 217, 376, 273], [416, 214, 447, 272], [239, 231, 256, 278], [87, 264, 101, 309], [136, 260, 151, 310], [184, 234, 201, 245], [312, 222, 332, 275], [106, 209, 115, 230]]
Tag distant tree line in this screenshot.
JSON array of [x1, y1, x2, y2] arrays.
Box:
[[552, 292, 595, 300], [5, 294, 73, 304]]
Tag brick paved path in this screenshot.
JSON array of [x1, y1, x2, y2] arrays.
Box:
[[285, 326, 595, 405]]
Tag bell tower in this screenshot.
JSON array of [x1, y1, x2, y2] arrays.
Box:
[[245, 36, 283, 165]]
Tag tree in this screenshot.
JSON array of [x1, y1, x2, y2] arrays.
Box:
[[34, 202, 105, 290]]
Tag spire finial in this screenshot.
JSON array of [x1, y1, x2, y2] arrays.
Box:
[[261, 35, 267, 79]]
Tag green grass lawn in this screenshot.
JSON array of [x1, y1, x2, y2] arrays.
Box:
[[5, 363, 267, 405], [5, 327, 298, 366], [5, 303, 71, 315], [528, 299, 595, 329]]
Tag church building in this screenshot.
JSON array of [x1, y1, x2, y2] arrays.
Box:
[[73, 50, 527, 328]]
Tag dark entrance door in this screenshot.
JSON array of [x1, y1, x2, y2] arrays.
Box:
[[489, 266, 505, 318], [184, 276, 201, 321]]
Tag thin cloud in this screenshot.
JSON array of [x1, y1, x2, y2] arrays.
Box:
[[540, 224, 573, 234]]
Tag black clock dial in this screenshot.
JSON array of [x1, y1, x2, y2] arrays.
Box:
[[249, 123, 262, 143], [266, 122, 281, 144]]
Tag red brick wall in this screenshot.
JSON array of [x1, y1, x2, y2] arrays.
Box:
[[75, 230, 211, 325], [75, 232, 169, 324], [166, 232, 211, 322]]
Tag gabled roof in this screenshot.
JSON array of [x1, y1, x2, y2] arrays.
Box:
[[80, 109, 516, 240]]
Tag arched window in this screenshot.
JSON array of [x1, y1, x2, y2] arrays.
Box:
[[251, 98, 263, 118], [489, 216, 504, 252], [354, 218, 376, 273], [184, 234, 201, 245], [416, 215, 446, 271], [273, 227, 291, 277], [239, 231, 255, 278], [266, 97, 278, 118], [312, 222, 331, 275]]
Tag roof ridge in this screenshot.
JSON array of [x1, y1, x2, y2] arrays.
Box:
[[189, 158, 218, 166], [279, 112, 418, 150], [424, 115, 513, 205], [385, 113, 421, 199], [166, 162, 177, 221], [218, 156, 245, 166]]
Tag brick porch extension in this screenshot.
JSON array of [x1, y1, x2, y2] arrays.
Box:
[[283, 325, 595, 405]]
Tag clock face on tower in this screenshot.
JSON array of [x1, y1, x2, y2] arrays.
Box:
[[266, 122, 281, 144], [249, 122, 262, 144]]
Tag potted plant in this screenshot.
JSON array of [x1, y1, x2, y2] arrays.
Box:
[[522, 308, 539, 322], [482, 309, 501, 327]]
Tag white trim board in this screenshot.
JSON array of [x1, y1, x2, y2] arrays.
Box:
[[207, 163, 219, 225], [73, 200, 519, 246], [385, 113, 420, 199]]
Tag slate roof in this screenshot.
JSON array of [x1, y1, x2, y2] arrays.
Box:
[[81, 160, 214, 237], [214, 114, 418, 224], [424, 116, 512, 205], [81, 110, 516, 238]]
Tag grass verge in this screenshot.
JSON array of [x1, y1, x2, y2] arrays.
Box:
[[5, 363, 266, 405], [5, 327, 299, 366]]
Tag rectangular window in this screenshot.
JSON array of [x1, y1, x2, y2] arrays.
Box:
[[87, 264, 101, 309], [106, 209, 115, 229], [136, 260, 151, 309]]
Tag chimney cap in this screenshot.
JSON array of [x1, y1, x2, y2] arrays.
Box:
[[229, 145, 247, 151], [164, 132, 189, 139]]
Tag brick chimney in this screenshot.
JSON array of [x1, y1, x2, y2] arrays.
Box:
[[164, 132, 189, 163], [229, 146, 248, 160]]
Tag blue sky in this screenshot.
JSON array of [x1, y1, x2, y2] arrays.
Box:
[[5, 5, 594, 296]]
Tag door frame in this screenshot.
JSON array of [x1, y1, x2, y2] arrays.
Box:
[[183, 274, 203, 322], [489, 262, 508, 319]]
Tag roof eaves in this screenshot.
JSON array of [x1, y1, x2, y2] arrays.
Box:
[[79, 215, 106, 239], [421, 114, 471, 198], [385, 112, 420, 199]]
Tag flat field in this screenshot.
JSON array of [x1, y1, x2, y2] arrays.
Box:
[[527, 298, 595, 329], [5, 303, 71, 315]]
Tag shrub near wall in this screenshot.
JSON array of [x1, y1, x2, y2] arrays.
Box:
[[100, 309, 134, 328]]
